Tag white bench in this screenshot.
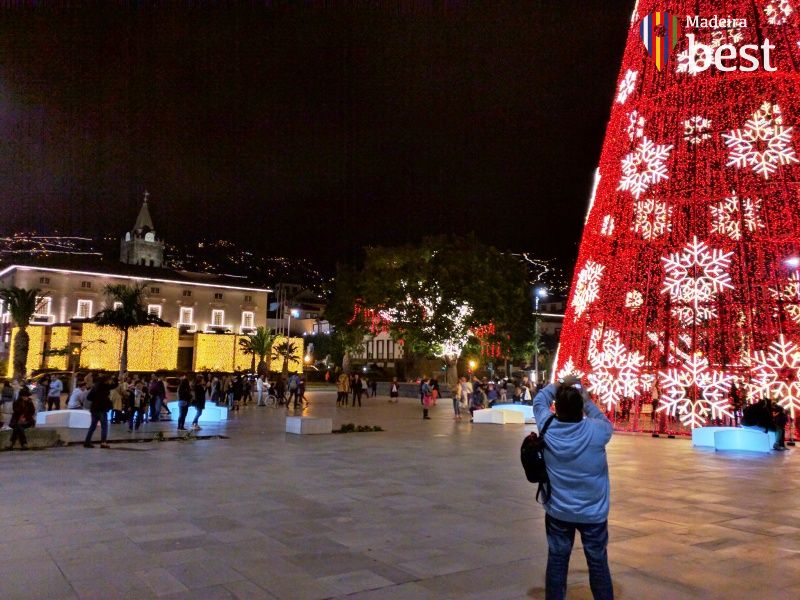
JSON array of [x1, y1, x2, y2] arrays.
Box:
[[285, 416, 332, 435], [166, 402, 228, 424], [34, 409, 92, 429], [472, 408, 525, 424], [490, 404, 535, 423]]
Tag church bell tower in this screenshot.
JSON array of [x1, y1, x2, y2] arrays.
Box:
[[120, 191, 165, 268]]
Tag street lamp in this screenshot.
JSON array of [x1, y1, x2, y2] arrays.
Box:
[[468, 359, 477, 374], [784, 257, 799, 445], [534, 287, 548, 386], [286, 307, 300, 337]]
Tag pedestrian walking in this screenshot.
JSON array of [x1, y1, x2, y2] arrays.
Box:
[[336, 372, 350, 406], [46, 375, 63, 410], [128, 381, 145, 431], [389, 377, 400, 403], [192, 375, 207, 430], [177, 374, 192, 430], [84, 376, 112, 448], [421, 376, 433, 420], [532, 376, 614, 600], [351, 374, 363, 407], [8, 387, 36, 450]]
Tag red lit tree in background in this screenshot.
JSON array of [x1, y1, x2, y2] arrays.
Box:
[[556, 0, 800, 430]]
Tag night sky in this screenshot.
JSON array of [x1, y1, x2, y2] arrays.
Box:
[[0, 1, 633, 268]]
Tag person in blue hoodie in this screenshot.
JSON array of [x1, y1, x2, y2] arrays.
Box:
[[532, 376, 614, 600]]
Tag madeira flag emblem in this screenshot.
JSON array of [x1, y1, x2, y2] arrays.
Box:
[[639, 11, 681, 71]]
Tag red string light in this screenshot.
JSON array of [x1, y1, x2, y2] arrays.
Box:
[[557, 1, 800, 434]]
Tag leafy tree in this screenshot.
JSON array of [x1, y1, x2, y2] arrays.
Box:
[[272, 340, 300, 378], [325, 265, 371, 374], [0, 287, 46, 381], [238, 326, 277, 376], [93, 284, 166, 375], [328, 236, 536, 384]]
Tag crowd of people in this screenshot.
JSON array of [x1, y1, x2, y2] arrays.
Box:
[[0, 370, 312, 449], [334, 372, 379, 407]]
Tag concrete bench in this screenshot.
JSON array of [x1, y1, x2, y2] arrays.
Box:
[[0, 427, 62, 450], [166, 402, 228, 424], [491, 404, 535, 423], [35, 409, 93, 429], [691, 426, 740, 447], [285, 416, 332, 435], [714, 428, 777, 453], [472, 408, 525, 424]]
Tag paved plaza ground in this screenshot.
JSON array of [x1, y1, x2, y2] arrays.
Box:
[[1, 389, 799, 600]]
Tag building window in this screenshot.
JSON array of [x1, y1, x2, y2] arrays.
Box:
[[179, 307, 194, 325], [305, 313, 311, 319], [150, 286, 160, 294], [211, 309, 225, 326], [244, 295, 252, 302], [366, 341, 374, 359], [34, 296, 51, 318], [241, 311, 255, 329], [214, 293, 223, 300], [182, 290, 192, 297], [39, 276, 50, 285], [147, 304, 162, 319], [76, 300, 93, 319], [113, 301, 123, 310], [377, 339, 385, 359], [80, 281, 92, 289], [387, 340, 395, 359]]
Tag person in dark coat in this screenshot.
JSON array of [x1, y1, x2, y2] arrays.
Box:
[[177, 374, 192, 430], [191, 375, 207, 430], [9, 387, 36, 450], [84, 376, 112, 448]]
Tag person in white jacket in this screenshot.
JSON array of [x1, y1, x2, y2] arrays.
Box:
[[67, 382, 87, 409]]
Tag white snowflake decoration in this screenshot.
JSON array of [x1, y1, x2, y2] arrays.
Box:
[[625, 290, 644, 309], [722, 102, 798, 179], [600, 215, 615, 236], [618, 137, 673, 199], [683, 116, 712, 144], [572, 261, 605, 319], [657, 353, 734, 428], [765, 0, 793, 25], [662, 237, 734, 326], [631, 198, 672, 240], [586, 326, 644, 411], [627, 110, 646, 141], [769, 273, 800, 325], [710, 193, 764, 241], [750, 335, 800, 417], [616, 69, 638, 104], [557, 357, 585, 381]]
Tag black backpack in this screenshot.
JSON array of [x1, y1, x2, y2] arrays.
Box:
[[520, 415, 555, 503]]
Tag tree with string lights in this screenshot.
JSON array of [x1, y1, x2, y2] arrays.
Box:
[[556, 1, 800, 433]]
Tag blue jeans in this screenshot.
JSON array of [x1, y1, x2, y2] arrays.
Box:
[[85, 411, 109, 444], [151, 396, 163, 421], [192, 408, 203, 426], [545, 514, 613, 600]]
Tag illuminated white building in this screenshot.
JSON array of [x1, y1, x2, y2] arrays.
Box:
[[0, 195, 270, 372]]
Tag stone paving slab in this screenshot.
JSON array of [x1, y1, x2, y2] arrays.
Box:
[[0, 390, 798, 599]]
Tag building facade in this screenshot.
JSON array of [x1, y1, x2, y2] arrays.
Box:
[[0, 195, 271, 374]]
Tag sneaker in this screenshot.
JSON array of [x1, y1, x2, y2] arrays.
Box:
[[177, 427, 186, 431], [195, 425, 202, 430], [100, 443, 111, 449], [83, 443, 94, 448]]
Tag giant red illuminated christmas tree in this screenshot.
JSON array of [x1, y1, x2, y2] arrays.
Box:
[[556, 0, 800, 431]]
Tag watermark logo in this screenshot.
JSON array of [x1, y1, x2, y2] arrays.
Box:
[[639, 11, 681, 71], [638, 13, 777, 73]]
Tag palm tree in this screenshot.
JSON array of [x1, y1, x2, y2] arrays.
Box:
[[238, 326, 277, 376], [0, 287, 45, 381], [272, 340, 300, 379], [94, 283, 166, 375]]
